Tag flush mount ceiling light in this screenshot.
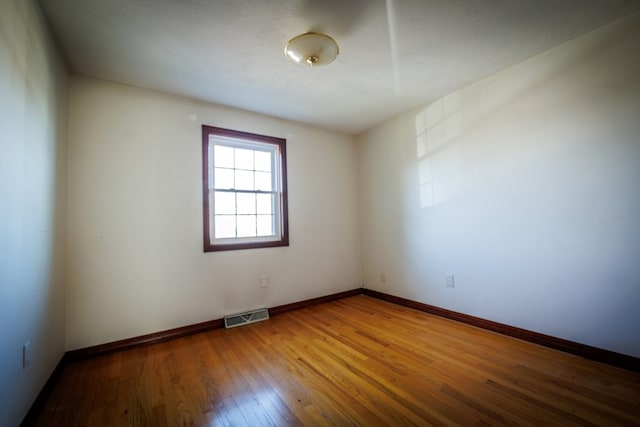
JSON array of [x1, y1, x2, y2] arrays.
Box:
[[284, 32, 339, 67]]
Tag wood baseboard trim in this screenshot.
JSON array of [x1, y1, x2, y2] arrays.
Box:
[[65, 318, 225, 362], [269, 288, 363, 317], [65, 288, 363, 362], [362, 288, 640, 373], [20, 353, 69, 427]]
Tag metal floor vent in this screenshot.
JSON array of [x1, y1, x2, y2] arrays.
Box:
[[224, 308, 269, 329]]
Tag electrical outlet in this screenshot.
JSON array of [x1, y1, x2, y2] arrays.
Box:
[[260, 274, 269, 288], [445, 274, 455, 288], [22, 341, 32, 369]]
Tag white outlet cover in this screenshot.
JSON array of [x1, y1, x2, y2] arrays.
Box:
[[23, 341, 32, 369], [260, 275, 268, 288], [445, 274, 455, 288]]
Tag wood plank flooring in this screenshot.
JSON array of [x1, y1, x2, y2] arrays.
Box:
[[35, 295, 640, 426]]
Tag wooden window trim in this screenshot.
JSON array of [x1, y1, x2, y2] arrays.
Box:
[[202, 125, 289, 252]]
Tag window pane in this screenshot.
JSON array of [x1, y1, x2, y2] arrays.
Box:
[[214, 145, 234, 168], [237, 215, 256, 237], [255, 171, 272, 191], [236, 193, 256, 215], [257, 215, 274, 236], [214, 191, 235, 215], [215, 215, 236, 238], [256, 193, 273, 214], [235, 170, 254, 190], [255, 151, 272, 172], [214, 168, 234, 189], [235, 148, 254, 170]]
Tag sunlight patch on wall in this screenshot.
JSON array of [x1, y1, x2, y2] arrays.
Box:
[[416, 91, 464, 208]]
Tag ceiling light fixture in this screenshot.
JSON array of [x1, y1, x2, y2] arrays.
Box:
[[284, 32, 339, 67]]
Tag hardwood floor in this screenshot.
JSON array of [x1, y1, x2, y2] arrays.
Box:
[[35, 295, 640, 426]]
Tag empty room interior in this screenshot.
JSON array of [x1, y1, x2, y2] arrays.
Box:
[[2, 0, 640, 425]]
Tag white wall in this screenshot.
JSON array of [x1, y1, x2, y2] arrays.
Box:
[[357, 12, 640, 357], [0, 0, 68, 425], [66, 77, 361, 350]]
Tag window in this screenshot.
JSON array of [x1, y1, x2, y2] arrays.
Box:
[[202, 125, 289, 252]]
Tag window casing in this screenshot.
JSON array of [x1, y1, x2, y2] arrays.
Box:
[[202, 126, 289, 252]]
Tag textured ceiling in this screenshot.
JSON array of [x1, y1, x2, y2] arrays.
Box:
[[39, 0, 640, 134]]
